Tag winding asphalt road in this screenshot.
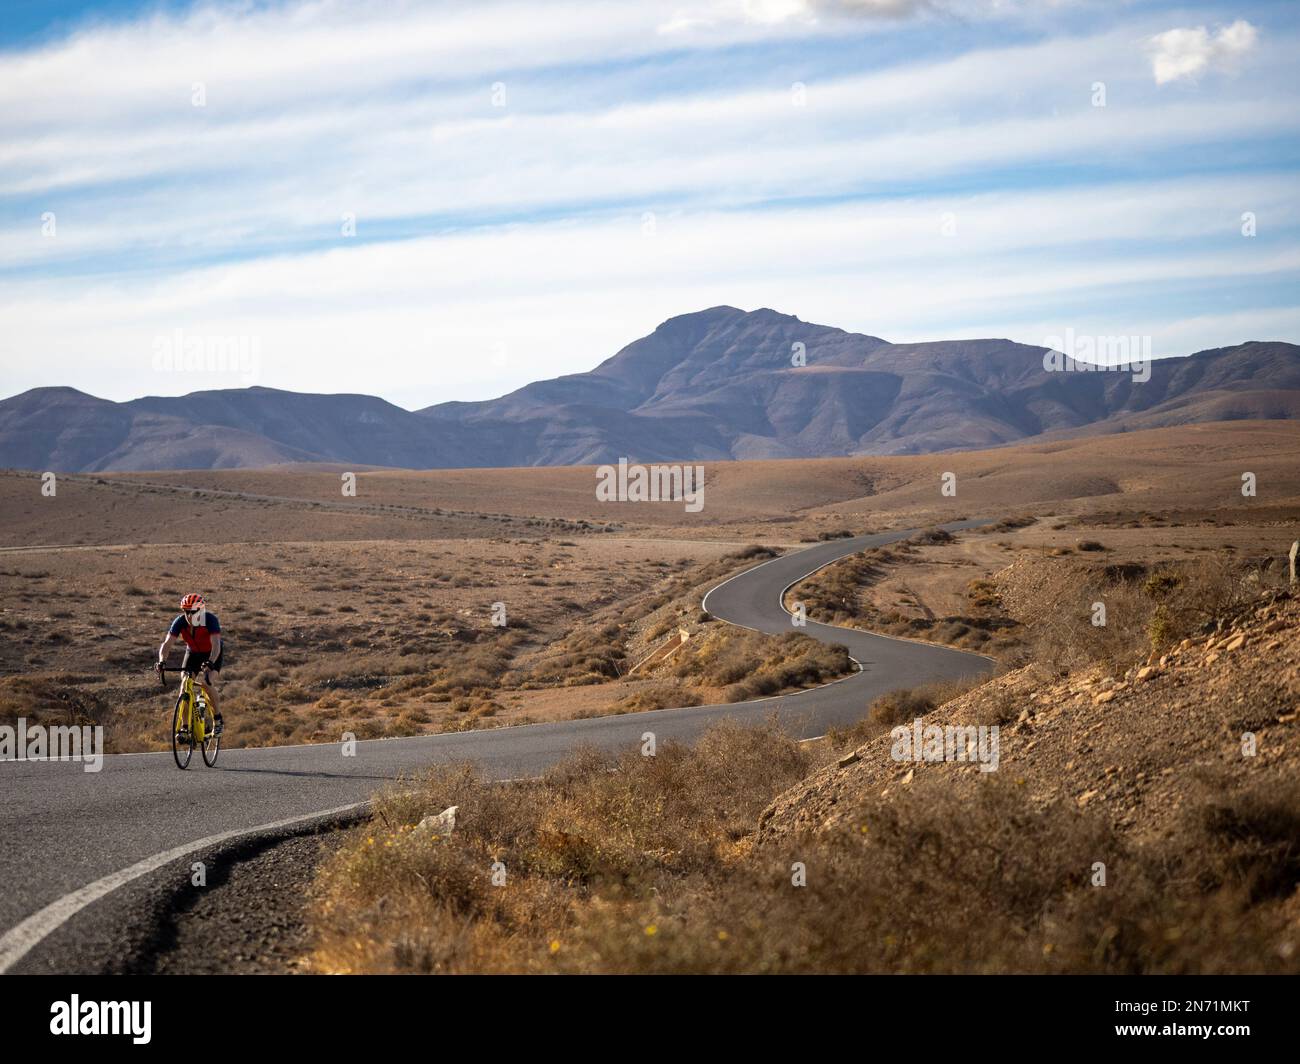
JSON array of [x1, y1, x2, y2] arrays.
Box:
[[0, 521, 991, 974]]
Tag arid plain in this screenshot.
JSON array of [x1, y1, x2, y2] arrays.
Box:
[[3, 419, 1300, 973], [3, 419, 1298, 750]]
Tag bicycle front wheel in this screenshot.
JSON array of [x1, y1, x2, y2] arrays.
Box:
[[172, 692, 194, 769], [199, 702, 219, 767]]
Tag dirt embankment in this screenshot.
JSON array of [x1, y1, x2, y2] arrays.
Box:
[[761, 590, 1300, 843], [746, 589, 1299, 972]]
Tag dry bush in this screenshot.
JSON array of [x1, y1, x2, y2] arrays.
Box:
[[725, 545, 779, 562], [812, 529, 855, 541], [1030, 578, 1150, 672], [1040, 778, 1300, 974], [644, 618, 674, 642], [1030, 553, 1255, 673], [522, 623, 627, 686], [1189, 778, 1300, 905], [792, 547, 1022, 658], [908, 527, 954, 546], [670, 628, 852, 701], [871, 687, 939, 728], [609, 687, 703, 713], [794, 548, 891, 624], [988, 515, 1035, 533], [310, 720, 813, 973], [315, 748, 1297, 974], [447, 696, 502, 717], [0, 675, 113, 731], [1151, 555, 1255, 636], [826, 674, 991, 748]]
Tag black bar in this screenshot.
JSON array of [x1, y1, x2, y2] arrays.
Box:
[[1, 974, 1291, 1052]]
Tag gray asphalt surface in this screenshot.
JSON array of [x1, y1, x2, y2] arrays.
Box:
[[0, 521, 991, 973]]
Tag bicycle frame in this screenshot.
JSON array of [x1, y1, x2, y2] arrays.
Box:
[[176, 670, 207, 744]]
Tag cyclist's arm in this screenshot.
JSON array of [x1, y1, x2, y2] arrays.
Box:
[[158, 632, 176, 664], [208, 632, 222, 659]]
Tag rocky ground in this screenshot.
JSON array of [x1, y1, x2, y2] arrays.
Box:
[[759, 590, 1300, 850]]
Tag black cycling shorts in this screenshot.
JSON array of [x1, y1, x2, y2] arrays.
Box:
[[181, 646, 225, 675]]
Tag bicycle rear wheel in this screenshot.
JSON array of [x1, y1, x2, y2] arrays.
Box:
[[172, 691, 194, 769]]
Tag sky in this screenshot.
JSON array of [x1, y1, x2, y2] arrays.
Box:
[[1, 0, 1297, 410]]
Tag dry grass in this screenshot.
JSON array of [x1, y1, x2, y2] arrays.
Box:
[[1027, 553, 1262, 673], [518, 623, 627, 686], [669, 627, 852, 702], [0, 674, 113, 730], [608, 687, 704, 713], [825, 674, 992, 749], [514, 546, 783, 691], [789, 543, 1023, 658], [308, 717, 1299, 974], [308, 720, 815, 973], [0, 536, 783, 750]]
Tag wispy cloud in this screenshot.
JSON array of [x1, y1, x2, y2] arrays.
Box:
[[661, 0, 1087, 31]]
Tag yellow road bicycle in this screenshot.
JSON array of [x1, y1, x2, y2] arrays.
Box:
[[158, 664, 220, 769]]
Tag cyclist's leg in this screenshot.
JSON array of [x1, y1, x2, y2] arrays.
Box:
[[176, 648, 196, 732], [199, 649, 223, 727], [200, 664, 220, 716]]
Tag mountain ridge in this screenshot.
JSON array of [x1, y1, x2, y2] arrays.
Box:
[[3, 306, 1298, 472]]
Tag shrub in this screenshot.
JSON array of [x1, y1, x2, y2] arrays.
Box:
[[309, 721, 814, 973], [1030, 553, 1255, 673], [670, 629, 852, 701], [312, 751, 1300, 974], [909, 528, 954, 546], [610, 687, 702, 713]]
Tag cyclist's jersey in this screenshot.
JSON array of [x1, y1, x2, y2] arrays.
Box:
[[169, 612, 221, 653]]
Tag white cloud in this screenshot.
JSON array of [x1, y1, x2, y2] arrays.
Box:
[[0, 1, 815, 128], [4, 174, 1296, 407], [1149, 19, 1259, 85], [807, 0, 932, 17], [660, 0, 1084, 32], [4, 21, 1295, 271]]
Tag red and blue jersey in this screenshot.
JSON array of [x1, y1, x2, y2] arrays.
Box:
[[169, 612, 221, 653]]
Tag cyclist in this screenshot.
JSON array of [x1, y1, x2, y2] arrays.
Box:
[[156, 593, 224, 736]]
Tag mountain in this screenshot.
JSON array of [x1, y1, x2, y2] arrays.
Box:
[[3, 307, 1299, 472], [420, 309, 1300, 460]]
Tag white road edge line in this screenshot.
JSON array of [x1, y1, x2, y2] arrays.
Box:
[[0, 801, 365, 974]]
